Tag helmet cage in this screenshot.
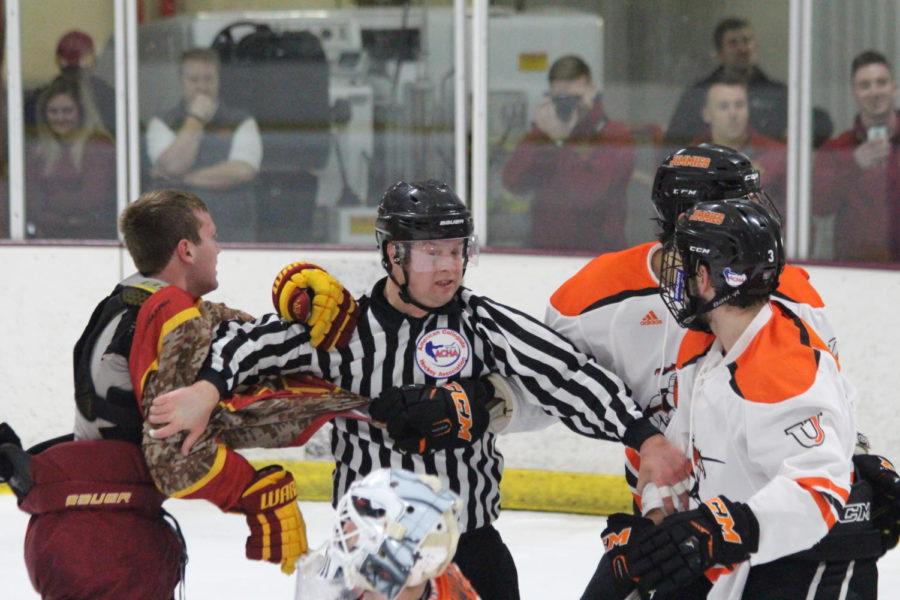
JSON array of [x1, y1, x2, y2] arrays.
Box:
[[330, 469, 460, 600]]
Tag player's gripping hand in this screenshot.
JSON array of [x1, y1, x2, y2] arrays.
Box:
[[233, 466, 309, 575], [369, 379, 492, 453], [627, 496, 759, 598], [580, 513, 655, 600], [854, 453, 900, 551], [272, 262, 358, 351]]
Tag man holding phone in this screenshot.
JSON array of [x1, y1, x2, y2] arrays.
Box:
[[813, 50, 900, 262], [502, 55, 636, 252]]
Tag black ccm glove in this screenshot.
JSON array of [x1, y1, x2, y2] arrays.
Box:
[[627, 496, 759, 598], [580, 513, 655, 600], [369, 378, 492, 453], [854, 453, 900, 551]]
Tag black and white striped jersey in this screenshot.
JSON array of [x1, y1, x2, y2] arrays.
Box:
[[202, 278, 653, 532]]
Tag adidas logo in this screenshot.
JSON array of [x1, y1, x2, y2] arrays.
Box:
[[640, 310, 663, 326]]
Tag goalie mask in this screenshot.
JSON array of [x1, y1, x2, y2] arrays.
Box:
[[375, 180, 478, 312], [320, 468, 460, 600], [652, 143, 779, 241], [659, 198, 783, 331]]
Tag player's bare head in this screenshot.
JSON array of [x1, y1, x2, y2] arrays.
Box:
[[375, 180, 477, 312], [659, 199, 782, 331], [120, 189, 209, 276], [652, 144, 764, 243]]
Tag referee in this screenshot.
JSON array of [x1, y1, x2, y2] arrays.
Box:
[[151, 180, 689, 600]]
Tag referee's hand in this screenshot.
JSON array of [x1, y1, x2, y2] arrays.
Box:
[[369, 379, 492, 453]]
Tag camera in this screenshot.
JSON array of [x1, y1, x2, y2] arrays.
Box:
[[552, 94, 581, 122]]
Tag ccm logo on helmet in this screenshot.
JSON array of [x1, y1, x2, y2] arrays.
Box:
[[689, 245, 711, 254]]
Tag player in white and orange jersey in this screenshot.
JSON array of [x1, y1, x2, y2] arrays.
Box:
[[614, 199, 867, 599], [547, 144, 834, 514]]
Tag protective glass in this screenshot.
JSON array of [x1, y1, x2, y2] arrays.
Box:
[[744, 190, 782, 226], [405, 236, 479, 273]]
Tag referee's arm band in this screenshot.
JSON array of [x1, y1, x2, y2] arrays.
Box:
[[622, 417, 661, 450]]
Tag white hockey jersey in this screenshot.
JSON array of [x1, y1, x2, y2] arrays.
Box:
[[545, 241, 837, 507], [667, 302, 856, 600]]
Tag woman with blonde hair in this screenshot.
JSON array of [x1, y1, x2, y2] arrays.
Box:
[[26, 75, 115, 239]]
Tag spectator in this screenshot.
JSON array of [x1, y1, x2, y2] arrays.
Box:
[[691, 78, 786, 217], [665, 17, 832, 149], [145, 48, 262, 242], [25, 76, 116, 239], [813, 50, 899, 263], [502, 55, 635, 252], [25, 30, 116, 136]]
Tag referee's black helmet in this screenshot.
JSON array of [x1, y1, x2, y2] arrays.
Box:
[[375, 180, 473, 269]]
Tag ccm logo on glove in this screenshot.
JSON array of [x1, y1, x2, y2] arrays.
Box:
[[705, 497, 743, 544]]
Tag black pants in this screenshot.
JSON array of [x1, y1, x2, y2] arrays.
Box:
[[454, 524, 520, 600]]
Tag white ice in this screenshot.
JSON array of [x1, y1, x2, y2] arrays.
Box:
[[2, 495, 899, 599]]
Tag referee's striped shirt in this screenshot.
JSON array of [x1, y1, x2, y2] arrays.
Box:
[[202, 278, 655, 532]]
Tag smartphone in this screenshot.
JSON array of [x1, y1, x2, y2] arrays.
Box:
[[867, 125, 889, 141]]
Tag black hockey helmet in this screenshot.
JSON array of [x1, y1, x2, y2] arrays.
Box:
[[375, 180, 473, 248], [375, 180, 476, 310], [660, 198, 783, 331], [652, 144, 768, 240]]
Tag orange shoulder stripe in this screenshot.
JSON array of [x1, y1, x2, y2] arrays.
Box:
[[774, 264, 825, 308], [550, 242, 659, 316], [728, 305, 834, 404]]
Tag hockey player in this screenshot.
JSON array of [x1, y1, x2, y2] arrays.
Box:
[[548, 144, 834, 515], [614, 199, 861, 599], [148, 179, 690, 600], [7, 189, 359, 598], [295, 468, 478, 600]]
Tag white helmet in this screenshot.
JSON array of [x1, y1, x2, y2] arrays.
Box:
[[334, 468, 460, 599]]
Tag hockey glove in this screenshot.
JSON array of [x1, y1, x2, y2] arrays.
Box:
[[0, 423, 32, 499], [627, 496, 759, 598], [272, 262, 358, 351], [233, 466, 308, 575], [580, 513, 655, 600], [369, 378, 492, 454], [854, 453, 900, 551]]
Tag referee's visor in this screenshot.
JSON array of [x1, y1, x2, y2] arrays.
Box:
[[405, 236, 479, 273]]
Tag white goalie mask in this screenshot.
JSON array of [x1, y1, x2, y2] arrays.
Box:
[[331, 468, 460, 600]]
